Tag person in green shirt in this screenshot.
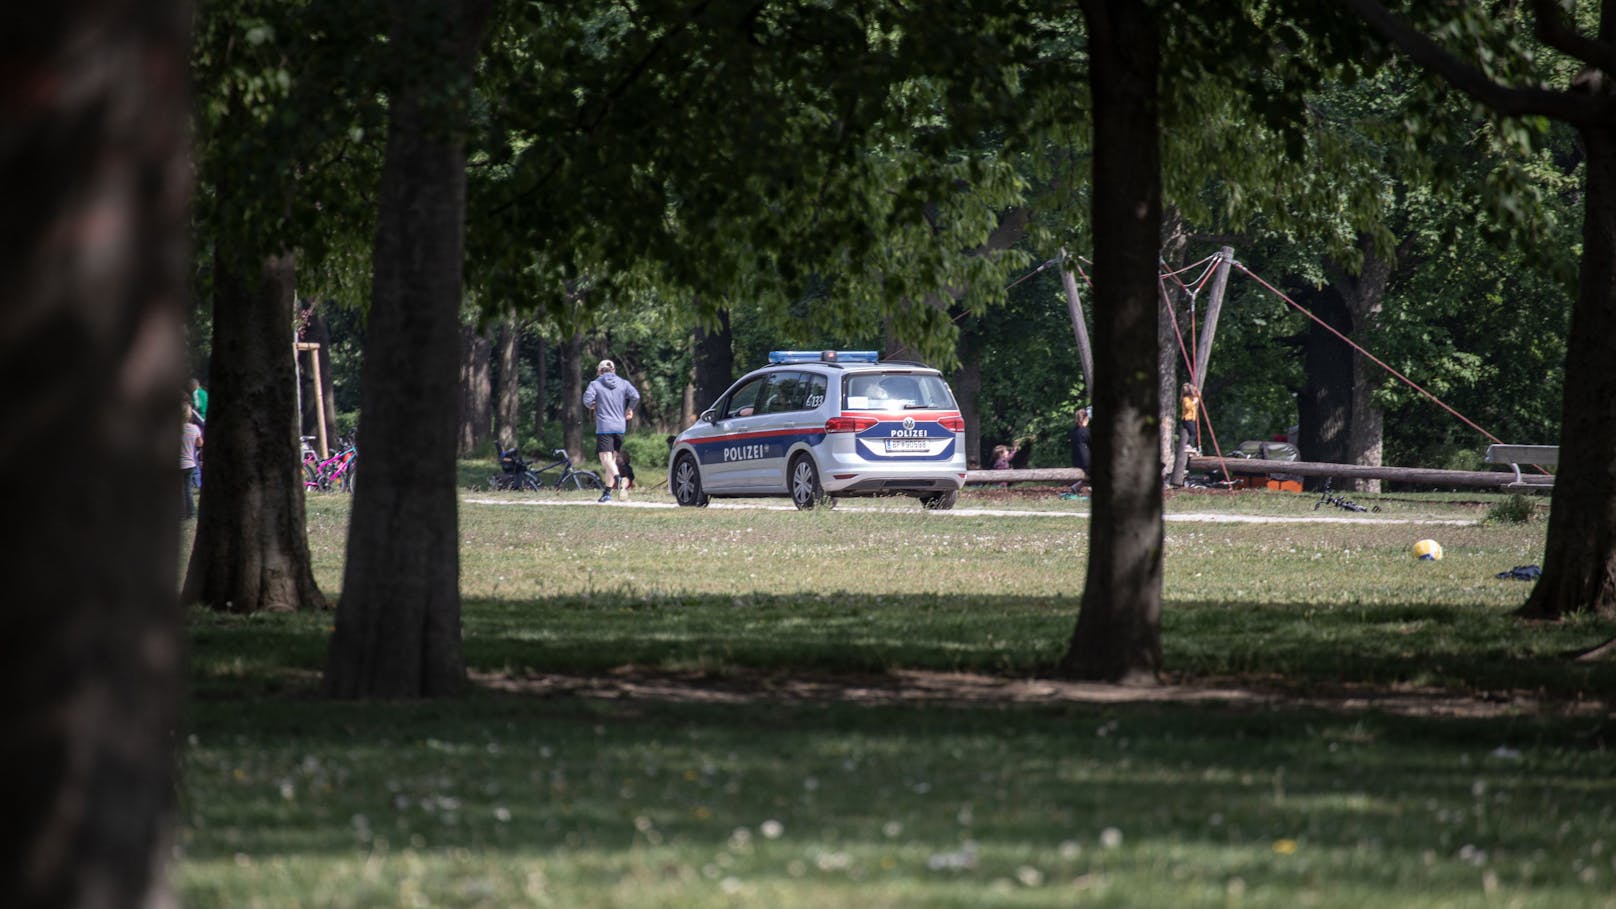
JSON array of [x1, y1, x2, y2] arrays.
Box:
[[189, 378, 208, 424]]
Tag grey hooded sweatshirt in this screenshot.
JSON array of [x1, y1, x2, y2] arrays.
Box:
[[583, 372, 641, 434]]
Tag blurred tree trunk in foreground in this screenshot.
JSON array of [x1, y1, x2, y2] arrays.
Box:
[[0, 1, 191, 902]]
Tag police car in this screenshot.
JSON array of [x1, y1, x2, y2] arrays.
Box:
[[668, 350, 967, 510]]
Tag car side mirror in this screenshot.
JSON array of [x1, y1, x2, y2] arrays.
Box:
[[701, 408, 717, 424]]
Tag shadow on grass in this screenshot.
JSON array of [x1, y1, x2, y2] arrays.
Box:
[[180, 597, 1616, 906], [179, 690, 1614, 908], [188, 594, 1616, 701]]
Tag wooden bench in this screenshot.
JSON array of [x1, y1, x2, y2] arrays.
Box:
[[1484, 444, 1558, 489]]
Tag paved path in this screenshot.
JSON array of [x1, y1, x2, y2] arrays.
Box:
[[463, 495, 1476, 525]]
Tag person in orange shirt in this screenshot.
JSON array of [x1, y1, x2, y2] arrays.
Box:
[[1180, 383, 1201, 454]]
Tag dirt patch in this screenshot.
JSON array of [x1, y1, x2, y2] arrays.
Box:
[[471, 667, 1612, 720]]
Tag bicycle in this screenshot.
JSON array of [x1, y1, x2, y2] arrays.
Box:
[[1314, 478, 1379, 513], [303, 435, 358, 492], [534, 448, 604, 492]]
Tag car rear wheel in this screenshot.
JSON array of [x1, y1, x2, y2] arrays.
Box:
[[920, 490, 958, 511], [790, 455, 827, 510], [672, 453, 709, 507]]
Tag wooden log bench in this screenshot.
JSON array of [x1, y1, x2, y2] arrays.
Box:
[[1483, 444, 1558, 490]]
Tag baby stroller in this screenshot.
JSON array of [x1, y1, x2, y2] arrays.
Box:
[[490, 447, 543, 491]]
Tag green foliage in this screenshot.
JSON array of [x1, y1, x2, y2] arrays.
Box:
[[192, 0, 387, 268], [1485, 494, 1539, 525], [621, 431, 671, 477], [468, 0, 1038, 365], [182, 0, 1584, 480]]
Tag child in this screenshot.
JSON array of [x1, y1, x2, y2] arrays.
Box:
[[991, 443, 1012, 488]]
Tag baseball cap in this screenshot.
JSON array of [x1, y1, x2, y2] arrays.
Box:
[[597, 359, 615, 373]]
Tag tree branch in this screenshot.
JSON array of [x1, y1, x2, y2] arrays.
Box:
[[1530, 0, 1616, 72], [1339, 0, 1594, 126]]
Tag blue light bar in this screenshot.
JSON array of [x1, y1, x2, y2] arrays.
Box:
[[768, 350, 880, 365]]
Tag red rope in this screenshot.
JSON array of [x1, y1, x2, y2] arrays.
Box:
[[1161, 279, 1233, 482], [1233, 262, 1547, 474]]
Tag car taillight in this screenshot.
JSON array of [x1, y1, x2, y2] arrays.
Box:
[[940, 414, 965, 432], [825, 415, 879, 433]]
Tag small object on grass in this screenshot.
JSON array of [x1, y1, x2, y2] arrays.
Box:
[[1412, 539, 1443, 561], [1494, 564, 1542, 581]]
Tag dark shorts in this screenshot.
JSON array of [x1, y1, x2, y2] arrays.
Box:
[[596, 433, 625, 454]]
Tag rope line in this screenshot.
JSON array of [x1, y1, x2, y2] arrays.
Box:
[[1003, 250, 1532, 480], [1232, 261, 1546, 473], [1161, 279, 1233, 482], [1159, 253, 1218, 279]]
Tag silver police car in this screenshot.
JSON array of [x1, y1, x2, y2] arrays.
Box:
[[668, 350, 967, 510]]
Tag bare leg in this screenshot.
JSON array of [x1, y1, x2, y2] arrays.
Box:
[[598, 450, 618, 489]]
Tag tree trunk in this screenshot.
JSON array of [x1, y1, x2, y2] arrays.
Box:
[[1060, 0, 1164, 684], [693, 309, 734, 415], [533, 332, 548, 442], [0, 3, 189, 902], [458, 322, 492, 456], [1295, 284, 1353, 491], [562, 332, 584, 462], [1521, 122, 1616, 621], [1326, 237, 1396, 494], [1158, 209, 1189, 476], [495, 314, 520, 449], [183, 246, 328, 614], [325, 0, 492, 699]]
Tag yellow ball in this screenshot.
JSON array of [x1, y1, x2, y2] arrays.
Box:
[[1412, 539, 1443, 561]]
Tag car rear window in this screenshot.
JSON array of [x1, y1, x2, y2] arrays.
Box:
[[843, 373, 956, 412]]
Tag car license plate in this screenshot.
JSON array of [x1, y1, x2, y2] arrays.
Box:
[[885, 439, 929, 452]]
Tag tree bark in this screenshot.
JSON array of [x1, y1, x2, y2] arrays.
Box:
[[325, 0, 492, 699], [1060, 0, 1165, 684], [562, 332, 584, 462], [0, 2, 189, 902], [1295, 284, 1353, 491], [495, 314, 520, 448], [1159, 209, 1189, 475], [183, 246, 327, 614], [693, 309, 734, 415], [1324, 236, 1396, 494], [1521, 121, 1616, 621], [458, 322, 492, 456], [533, 332, 549, 443]]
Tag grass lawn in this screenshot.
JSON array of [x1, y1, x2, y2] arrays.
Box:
[[178, 481, 1616, 908]]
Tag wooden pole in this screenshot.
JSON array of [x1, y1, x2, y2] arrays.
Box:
[[292, 341, 302, 445], [1191, 247, 1235, 386], [1059, 249, 1095, 394], [295, 341, 327, 458], [1182, 456, 1549, 489], [966, 459, 1548, 490]]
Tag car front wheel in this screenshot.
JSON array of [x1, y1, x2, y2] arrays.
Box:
[[673, 453, 709, 507], [790, 455, 827, 510]]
